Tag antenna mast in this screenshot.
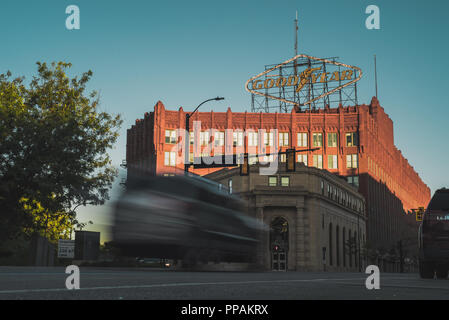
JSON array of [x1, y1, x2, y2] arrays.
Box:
[[374, 54, 378, 98], [295, 10, 298, 56], [294, 10, 299, 108]]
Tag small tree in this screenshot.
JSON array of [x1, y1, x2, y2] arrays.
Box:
[[0, 62, 122, 246]]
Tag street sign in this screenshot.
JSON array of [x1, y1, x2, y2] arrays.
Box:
[[58, 239, 75, 258]]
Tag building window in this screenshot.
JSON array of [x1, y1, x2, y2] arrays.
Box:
[[328, 132, 337, 147], [297, 132, 308, 147], [248, 132, 258, 147], [280, 154, 286, 162], [343, 227, 346, 267], [268, 176, 277, 187], [354, 231, 358, 267], [214, 131, 224, 146], [346, 132, 358, 147], [164, 151, 176, 167], [165, 130, 177, 144], [328, 155, 338, 169], [279, 132, 289, 147], [347, 175, 359, 188], [327, 184, 331, 197], [264, 132, 274, 146], [201, 151, 209, 158], [233, 131, 243, 147], [297, 154, 308, 165], [346, 154, 358, 168], [200, 131, 209, 146], [348, 230, 353, 267], [228, 179, 232, 194], [313, 133, 323, 147], [313, 154, 323, 169], [281, 176, 290, 187], [329, 223, 333, 266], [336, 225, 340, 267], [262, 154, 274, 163], [321, 180, 324, 195], [248, 154, 257, 165]]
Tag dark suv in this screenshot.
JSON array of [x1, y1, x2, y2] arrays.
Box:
[[418, 188, 449, 279]]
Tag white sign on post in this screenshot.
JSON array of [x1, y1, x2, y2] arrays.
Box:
[[58, 239, 75, 258]]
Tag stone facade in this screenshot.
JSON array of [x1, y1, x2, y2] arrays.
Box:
[[205, 163, 366, 272]]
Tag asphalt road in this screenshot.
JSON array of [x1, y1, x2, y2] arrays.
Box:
[[0, 266, 448, 300]]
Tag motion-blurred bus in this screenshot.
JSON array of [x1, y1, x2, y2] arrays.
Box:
[[112, 174, 266, 268]]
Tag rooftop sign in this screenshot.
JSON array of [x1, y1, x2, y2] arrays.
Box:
[[245, 54, 362, 108]]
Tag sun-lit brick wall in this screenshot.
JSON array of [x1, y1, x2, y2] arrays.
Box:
[[127, 97, 431, 214]]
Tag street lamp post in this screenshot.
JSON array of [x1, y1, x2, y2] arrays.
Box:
[[184, 97, 225, 174]]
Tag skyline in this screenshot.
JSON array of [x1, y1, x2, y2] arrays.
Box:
[[1, 0, 448, 239]]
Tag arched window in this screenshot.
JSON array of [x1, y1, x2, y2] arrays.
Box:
[[336, 225, 340, 267], [348, 229, 352, 268], [354, 231, 358, 268], [343, 227, 346, 267], [329, 223, 333, 266]]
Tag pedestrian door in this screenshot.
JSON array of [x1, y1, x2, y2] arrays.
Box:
[[272, 250, 287, 271]]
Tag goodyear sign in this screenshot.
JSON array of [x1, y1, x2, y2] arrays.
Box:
[[245, 54, 362, 107]]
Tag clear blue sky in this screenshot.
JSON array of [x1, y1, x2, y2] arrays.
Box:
[[1, 0, 448, 241]]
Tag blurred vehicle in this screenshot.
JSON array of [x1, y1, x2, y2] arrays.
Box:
[[112, 174, 266, 267], [136, 257, 173, 268], [419, 188, 449, 279]]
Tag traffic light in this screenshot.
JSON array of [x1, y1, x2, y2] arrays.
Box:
[[286, 148, 296, 172], [416, 207, 424, 222], [240, 154, 249, 176]]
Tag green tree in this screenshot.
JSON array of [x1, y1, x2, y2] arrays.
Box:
[[0, 62, 122, 245]]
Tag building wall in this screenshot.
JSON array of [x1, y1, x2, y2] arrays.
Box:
[[127, 98, 430, 211], [126, 97, 430, 264], [205, 163, 366, 272]]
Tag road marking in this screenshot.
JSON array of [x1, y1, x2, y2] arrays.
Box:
[[330, 281, 449, 291], [0, 277, 366, 294]]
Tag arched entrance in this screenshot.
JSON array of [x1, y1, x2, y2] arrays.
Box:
[[270, 217, 289, 271]]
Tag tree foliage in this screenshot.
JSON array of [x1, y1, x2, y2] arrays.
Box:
[[0, 62, 122, 242]]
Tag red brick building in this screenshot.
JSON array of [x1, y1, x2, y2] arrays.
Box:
[[126, 96, 431, 260]]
